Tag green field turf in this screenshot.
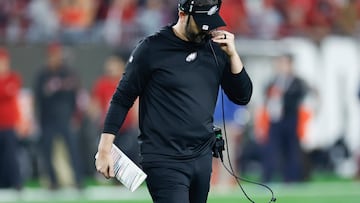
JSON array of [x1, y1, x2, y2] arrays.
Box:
[[1, 181, 359, 203]]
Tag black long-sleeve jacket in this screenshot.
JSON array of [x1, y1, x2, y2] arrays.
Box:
[[266, 76, 307, 120], [34, 66, 78, 126], [103, 25, 252, 163]]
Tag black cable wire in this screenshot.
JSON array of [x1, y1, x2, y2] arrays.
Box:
[[220, 90, 276, 203], [220, 90, 255, 203], [209, 40, 276, 202]]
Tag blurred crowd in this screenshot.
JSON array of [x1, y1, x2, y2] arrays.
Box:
[[0, 44, 140, 190], [0, 0, 176, 47], [1, 0, 360, 47]]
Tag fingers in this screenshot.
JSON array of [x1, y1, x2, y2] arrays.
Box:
[[211, 30, 237, 56], [95, 155, 114, 179], [211, 30, 234, 41], [109, 161, 115, 178], [96, 163, 109, 179]]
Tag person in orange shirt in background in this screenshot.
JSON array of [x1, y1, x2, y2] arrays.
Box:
[[0, 47, 22, 189], [89, 53, 140, 166], [56, 0, 98, 43], [58, 0, 97, 29]]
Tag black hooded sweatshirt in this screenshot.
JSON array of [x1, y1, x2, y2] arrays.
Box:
[[103, 25, 253, 163]]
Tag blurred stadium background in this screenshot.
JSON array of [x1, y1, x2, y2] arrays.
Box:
[[1, 0, 360, 202]]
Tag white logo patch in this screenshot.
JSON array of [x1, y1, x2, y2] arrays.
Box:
[[129, 55, 134, 63], [207, 6, 218, 15], [202, 25, 209, 30], [186, 52, 197, 62]]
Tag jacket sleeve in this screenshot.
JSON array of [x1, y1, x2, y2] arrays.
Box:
[[221, 66, 253, 105], [103, 40, 151, 135]]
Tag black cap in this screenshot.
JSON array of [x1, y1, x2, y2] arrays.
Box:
[[192, 4, 226, 31], [179, 0, 226, 31]]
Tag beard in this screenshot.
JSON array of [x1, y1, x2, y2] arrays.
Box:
[[185, 23, 210, 44]]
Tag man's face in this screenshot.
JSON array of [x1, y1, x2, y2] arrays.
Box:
[[0, 58, 9, 75], [185, 15, 211, 44], [47, 49, 63, 70], [105, 56, 125, 78], [274, 56, 293, 77]]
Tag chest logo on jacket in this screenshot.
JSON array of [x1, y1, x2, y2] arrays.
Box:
[[186, 52, 197, 62]]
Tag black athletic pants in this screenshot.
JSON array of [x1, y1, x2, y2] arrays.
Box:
[[142, 152, 213, 203], [0, 129, 22, 189], [40, 122, 83, 188]]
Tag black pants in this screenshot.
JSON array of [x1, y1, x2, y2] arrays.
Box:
[[262, 117, 302, 182], [142, 152, 213, 203], [40, 122, 83, 188], [0, 129, 22, 188]]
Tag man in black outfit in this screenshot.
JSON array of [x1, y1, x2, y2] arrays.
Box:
[[34, 43, 83, 189], [262, 54, 307, 182], [95, 0, 253, 202]]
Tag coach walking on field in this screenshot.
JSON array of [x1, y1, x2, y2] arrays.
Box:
[[95, 0, 253, 202]]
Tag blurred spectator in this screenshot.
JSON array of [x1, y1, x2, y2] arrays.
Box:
[[333, 0, 360, 36], [1, 0, 360, 44], [89, 53, 140, 166], [136, 0, 167, 36], [103, 0, 140, 47], [245, 0, 282, 39], [3, 0, 30, 43], [0, 47, 23, 189], [277, 0, 313, 38], [220, 0, 251, 36], [306, 0, 338, 43], [0, 1, 11, 42], [90, 0, 112, 42], [94, 0, 112, 22], [26, 0, 59, 43], [33, 43, 83, 189], [262, 54, 308, 183], [57, 0, 97, 43]]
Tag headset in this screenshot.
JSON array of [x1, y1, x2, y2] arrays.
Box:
[[178, 0, 222, 14], [178, 0, 223, 44], [209, 41, 277, 203]]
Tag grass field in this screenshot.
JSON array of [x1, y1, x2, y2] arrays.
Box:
[[1, 181, 359, 203]]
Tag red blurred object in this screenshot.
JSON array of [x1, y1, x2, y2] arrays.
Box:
[[92, 75, 136, 132], [220, 0, 250, 35], [0, 71, 22, 130]]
